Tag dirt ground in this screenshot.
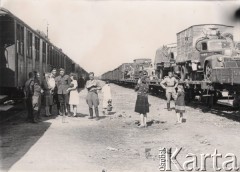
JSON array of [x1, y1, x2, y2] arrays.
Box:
[[1, 83, 240, 172]]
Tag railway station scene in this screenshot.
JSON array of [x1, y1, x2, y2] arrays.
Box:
[[1, 0, 240, 172]]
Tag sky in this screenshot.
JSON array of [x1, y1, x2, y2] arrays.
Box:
[[1, 0, 240, 76]]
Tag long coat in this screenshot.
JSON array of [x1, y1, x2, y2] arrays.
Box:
[[32, 79, 42, 111], [134, 82, 149, 114], [42, 79, 53, 106]]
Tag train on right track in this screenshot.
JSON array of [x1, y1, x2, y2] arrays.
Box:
[[101, 24, 240, 107]]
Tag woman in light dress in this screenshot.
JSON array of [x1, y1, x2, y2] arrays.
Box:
[[67, 73, 79, 117], [102, 80, 112, 115]]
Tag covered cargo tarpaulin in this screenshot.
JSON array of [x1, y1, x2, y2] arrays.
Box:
[[176, 24, 234, 63], [154, 44, 177, 70]]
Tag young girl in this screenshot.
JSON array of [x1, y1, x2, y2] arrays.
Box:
[[67, 73, 79, 117], [102, 80, 112, 115], [134, 72, 149, 128], [175, 85, 185, 123]]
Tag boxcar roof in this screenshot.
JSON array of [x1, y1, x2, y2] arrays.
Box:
[[0, 7, 71, 60], [177, 24, 234, 35]]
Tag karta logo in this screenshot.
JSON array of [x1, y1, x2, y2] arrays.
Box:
[[159, 148, 239, 171]]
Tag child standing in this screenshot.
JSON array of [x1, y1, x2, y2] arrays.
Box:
[[175, 85, 185, 123], [134, 72, 150, 128], [67, 73, 79, 117], [102, 80, 112, 115]]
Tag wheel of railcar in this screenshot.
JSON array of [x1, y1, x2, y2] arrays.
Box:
[[180, 66, 187, 81], [204, 62, 212, 81]]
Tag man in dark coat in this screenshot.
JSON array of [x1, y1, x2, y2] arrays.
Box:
[[55, 68, 71, 116], [49, 68, 59, 115], [24, 72, 34, 122]]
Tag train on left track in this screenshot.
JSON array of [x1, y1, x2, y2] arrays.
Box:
[[0, 8, 88, 97]]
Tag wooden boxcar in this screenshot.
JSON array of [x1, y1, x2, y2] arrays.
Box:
[[0, 8, 87, 96], [101, 71, 113, 81], [118, 63, 133, 80]]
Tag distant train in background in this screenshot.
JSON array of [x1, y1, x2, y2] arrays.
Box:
[[0, 8, 88, 96], [101, 58, 156, 85]]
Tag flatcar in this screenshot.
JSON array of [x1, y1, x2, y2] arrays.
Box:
[[101, 24, 240, 107], [0, 8, 88, 96]]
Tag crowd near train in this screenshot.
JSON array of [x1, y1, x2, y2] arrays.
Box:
[[0, 8, 88, 97], [101, 24, 240, 107]]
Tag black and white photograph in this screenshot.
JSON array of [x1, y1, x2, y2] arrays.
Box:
[[1, 0, 240, 171]]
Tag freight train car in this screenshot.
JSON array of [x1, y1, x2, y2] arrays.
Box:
[[154, 43, 177, 79], [101, 71, 113, 81], [132, 58, 154, 79], [101, 58, 155, 85], [175, 24, 235, 81], [102, 24, 240, 107], [0, 8, 88, 96], [111, 63, 132, 82], [152, 24, 240, 106]]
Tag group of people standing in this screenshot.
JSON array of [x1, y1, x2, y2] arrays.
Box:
[[24, 68, 84, 123], [24, 68, 184, 126], [134, 71, 185, 127], [24, 69, 112, 123]]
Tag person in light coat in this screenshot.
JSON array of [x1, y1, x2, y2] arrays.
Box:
[[67, 73, 79, 117], [102, 80, 112, 115]]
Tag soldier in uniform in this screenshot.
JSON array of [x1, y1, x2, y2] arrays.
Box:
[[55, 68, 71, 116], [160, 71, 178, 111], [86, 72, 102, 120]]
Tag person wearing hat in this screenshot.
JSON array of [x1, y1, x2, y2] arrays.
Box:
[[55, 68, 71, 116], [134, 71, 150, 128], [160, 71, 178, 111]]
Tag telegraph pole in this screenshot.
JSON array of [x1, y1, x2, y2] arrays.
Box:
[[47, 22, 49, 38]]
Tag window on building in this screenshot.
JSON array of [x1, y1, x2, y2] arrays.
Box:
[[42, 41, 46, 63], [26, 31, 33, 58], [62, 55, 64, 67], [47, 45, 51, 64], [17, 24, 24, 55], [35, 36, 40, 61], [52, 49, 55, 66], [202, 42, 208, 51], [61, 55, 64, 67]]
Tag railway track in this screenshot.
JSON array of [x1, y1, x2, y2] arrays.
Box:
[[110, 81, 240, 120]]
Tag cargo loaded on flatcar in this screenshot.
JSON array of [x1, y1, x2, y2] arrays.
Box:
[[101, 24, 240, 107]]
